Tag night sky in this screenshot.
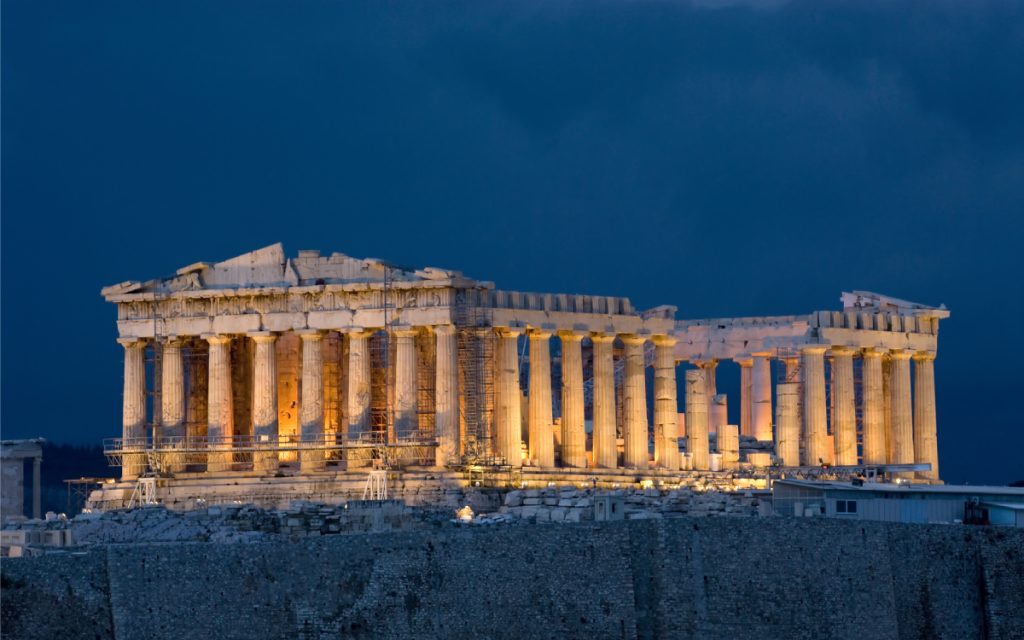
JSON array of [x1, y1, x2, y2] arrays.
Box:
[[3, 1, 1022, 485]]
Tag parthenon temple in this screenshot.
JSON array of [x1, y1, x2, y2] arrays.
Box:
[[100, 244, 948, 499]]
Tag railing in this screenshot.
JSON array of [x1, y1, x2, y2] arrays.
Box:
[[103, 433, 437, 454]]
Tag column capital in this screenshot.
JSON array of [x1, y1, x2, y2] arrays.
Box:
[[888, 349, 914, 361], [912, 350, 937, 362], [691, 358, 718, 367], [117, 337, 146, 348], [248, 331, 277, 343], [620, 334, 648, 346], [800, 345, 828, 356], [557, 330, 584, 342], [433, 324, 457, 336], [390, 327, 419, 338], [296, 330, 324, 341], [589, 332, 615, 344], [527, 328, 552, 339], [830, 345, 856, 356], [861, 347, 884, 358], [203, 334, 232, 346], [344, 327, 378, 338], [495, 326, 524, 338], [734, 356, 753, 367], [651, 334, 677, 347]]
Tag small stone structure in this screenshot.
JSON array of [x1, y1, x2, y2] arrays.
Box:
[[1, 439, 44, 522], [95, 245, 950, 507]]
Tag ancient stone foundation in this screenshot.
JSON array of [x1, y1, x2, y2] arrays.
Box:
[[3, 518, 1022, 640]]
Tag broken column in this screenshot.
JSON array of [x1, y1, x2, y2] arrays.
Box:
[[434, 325, 459, 466], [653, 335, 680, 470], [527, 330, 554, 468], [622, 335, 649, 468], [801, 346, 828, 466], [710, 394, 728, 436], [119, 338, 147, 480], [861, 348, 886, 465], [685, 368, 709, 470], [717, 424, 739, 469], [495, 328, 523, 466], [251, 332, 278, 472], [752, 354, 773, 442], [299, 331, 324, 471], [736, 357, 753, 437], [775, 382, 800, 467], [913, 351, 940, 482], [559, 332, 586, 468], [591, 333, 617, 468], [831, 346, 857, 466]]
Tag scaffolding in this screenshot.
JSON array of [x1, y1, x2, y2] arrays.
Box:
[[454, 288, 495, 464]]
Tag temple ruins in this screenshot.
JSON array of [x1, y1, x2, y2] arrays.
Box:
[[92, 244, 948, 508]]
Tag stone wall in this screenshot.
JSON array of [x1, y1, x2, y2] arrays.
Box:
[[3, 518, 1023, 640]]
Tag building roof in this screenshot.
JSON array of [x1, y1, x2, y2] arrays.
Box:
[[774, 479, 1024, 498]]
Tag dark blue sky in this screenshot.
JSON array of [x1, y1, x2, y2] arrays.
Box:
[[3, 0, 1022, 484]]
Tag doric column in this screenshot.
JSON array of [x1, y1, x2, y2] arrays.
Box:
[[591, 333, 617, 469], [622, 335, 649, 468], [889, 349, 915, 470], [32, 457, 41, 519], [299, 332, 324, 471], [736, 358, 753, 437], [206, 335, 233, 470], [861, 349, 886, 465], [119, 338, 147, 479], [685, 369, 709, 470], [186, 341, 208, 439], [495, 328, 523, 466], [527, 330, 554, 467], [697, 359, 718, 426], [347, 330, 373, 439], [775, 382, 800, 466], [392, 328, 418, 437], [160, 338, 185, 443], [559, 332, 586, 468], [913, 351, 939, 482], [882, 355, 894, 463], [751, 354, 773, 442], [434, 325, 459, 467], [801, 346, 828, 466], [830, 347, 857, 466], [251, 333, 278, 472], [653, 336, 680, 470]]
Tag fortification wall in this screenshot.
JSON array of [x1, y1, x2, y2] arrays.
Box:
[[3, 518, 1022, 640]]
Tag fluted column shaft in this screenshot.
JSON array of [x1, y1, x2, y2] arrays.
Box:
[[802, 347, 828, 466], [685, 369, 709, 470], [775, 382, 800, 466], [347, 330, 373, 438], [889, 350, 915, 468], [160, 339, 185, 441], [700, 360, 718, 429], [393, 329, 418, 437], [913, 352, 939, 482], [861, 349, 886, 464], [495, 329, 523, 466], [206, 335, 233, 470], [120, 338, 147, 479], [736, 358, 753, 437], [653, 337, 680, 470], [622, 336, 649, 468], [591, 334, 617, 469], [299, 332, 324, 471], [434, 325, 459, 466], [752, 355, 773, 442], [527, 331, 554, 467], [831, 347, 857, 466], [251, 333, 278, 471], [559, 332, 586, 468]]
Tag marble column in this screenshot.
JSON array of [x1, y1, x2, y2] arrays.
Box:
[[736, 358, 753, 437], [31, 457, 41, 519], [495, 328, 523, 466], [347, 330, 373, 440], [831, 347, 857, 466], [801, 346, 828, 466], [527, 330, 554, 468], [119, 338, 147, 480], [206, 335, 233, 470], [559, 332, 586, 468], [653, 336, 680, 470], [889, 350, 915, 469], [299, 332, 324, 471], [186, 342, 208, 439], [160, 338, 185, 442], [251, 333, 278, 472], [434, 325, 459, 467], [883, 356, 894, 463], [913, 351, 939, 482], [622, 336, 649, 468], [699, 359, 718, 428], [393, 328, 419, 437], [685, 369, 709, 470], [591, 334, 617, 469], [752, 354, 773, 442], [775, 382, 800, 466], [861, 348, 886, 465]]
